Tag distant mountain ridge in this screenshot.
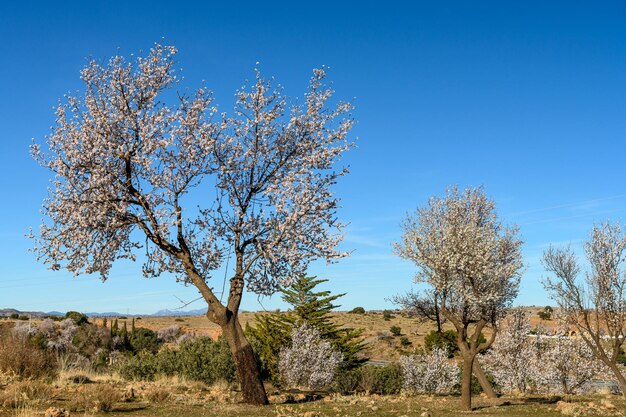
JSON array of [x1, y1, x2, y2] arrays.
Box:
[[0, 307, 209, 318]]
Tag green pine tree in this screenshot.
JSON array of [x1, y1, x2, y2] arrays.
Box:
[[112, 318, 119, 336], [248, 275, 365, 382]]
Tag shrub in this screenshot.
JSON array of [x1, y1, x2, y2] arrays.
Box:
[[349, 307, 365, 314], [359, 363, 403, 395], [400, 336, 412, 347], [390, 326, 402, 336], [118, 350, 158, 381], [278, 323, 343, 390], [0, 335, 57, 379], [382, 310, 394, 321], [129, 328, 160, 353], [157, 325, 182, 342], [332, 367, 362, 394], [177, 336, 236, 384], [376, 331, 393, 345], [72, 324, 111, 357], [155, 347, 179, 376], [65, 311, 89, 325], [400, 348, 459, 394], [537, 306, 553, 321], [424, 330, 458, 357], [9, 313, 19, 319]]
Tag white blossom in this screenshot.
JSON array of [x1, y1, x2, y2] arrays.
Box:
[[278, 323, 343, 390], [157, 324, 182, 342], [400, 348, 459, 394], [543, 223, 626, 395], [480, 310, 545, 394]]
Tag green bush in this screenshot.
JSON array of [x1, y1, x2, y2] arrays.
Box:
[[349, 307, 365, 314], [399, 336, 411, 347], [332, 367, 362, 394], [155, 347, 179, 376], [359, 363, 402, 395], [537, 306, 554, 321], [424, 330, 458, 357], [117, 350, 158, 381], [117, 336, 236, 384], [65, 311, 89, 325], [177, 336, 236, 384], [382, 310, 394, 321], [390, 326, 401, 336], [129, 328, 160, 353]]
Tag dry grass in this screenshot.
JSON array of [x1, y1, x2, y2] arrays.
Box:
[[68, 384, 122, 413], [0, 336, 56, 380], [0, 381, 52, 409]]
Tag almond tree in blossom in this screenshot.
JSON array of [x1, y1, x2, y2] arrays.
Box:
[[394, 186, 524, 411], [30, 43, 354, 404], [543, 223, 626, 396]]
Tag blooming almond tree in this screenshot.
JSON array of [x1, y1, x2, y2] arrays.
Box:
[[480, 310, 546, 394], [542, 223, 626, 395], [543, 328, 607, 395], [30, 44, 354, 404], [394, 186, 524, 411], [400, 347, 459, 394], [278, 323, 343, 390]]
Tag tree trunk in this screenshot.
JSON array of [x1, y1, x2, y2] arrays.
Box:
[[220, 315, 269, 405], [473, 360, 497, 398], [461, 354, 475, 411], [608, 362, 626, 396]]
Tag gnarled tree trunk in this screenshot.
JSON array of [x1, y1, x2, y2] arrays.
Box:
[[474, 360, 497, 398], [219, 314, 269, 405], [461, 354, 475, 411]]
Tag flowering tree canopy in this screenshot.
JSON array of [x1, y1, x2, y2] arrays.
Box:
[[31, 43, 355, 405], [543, 222, 626, 395], [394, 186, 524, 410]]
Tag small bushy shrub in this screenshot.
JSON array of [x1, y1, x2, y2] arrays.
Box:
[[177, 336, 236, 384], [332, 367, 362, 394], [359, 363, 403, 395], [157, 325, 182, 343], [0, 335, 57, 379], [118, 350, 158, 381], [400, 336, 411, 347], [382, 310, 394, 321], [65, 311, 89, 325], [390, 326, 402, 336], [349, 307, 365, 314], [424, 330, 458, 357], [129, 328, 160, 353]]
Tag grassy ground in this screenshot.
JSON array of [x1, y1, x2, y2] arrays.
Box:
[[1, 378, 624, 417]]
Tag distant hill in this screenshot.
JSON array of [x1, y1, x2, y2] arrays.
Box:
[[0, 307, 208, 318]]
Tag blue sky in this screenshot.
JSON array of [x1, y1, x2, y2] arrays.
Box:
[[1, 1, 625, 314]]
